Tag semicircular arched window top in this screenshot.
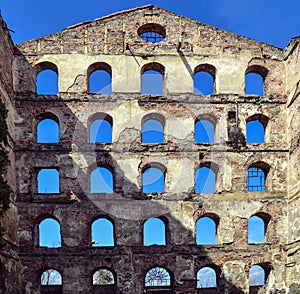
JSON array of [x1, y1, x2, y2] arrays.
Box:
[[138, 23, 166, 43]]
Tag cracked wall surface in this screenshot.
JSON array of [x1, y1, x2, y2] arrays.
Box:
[[0, 5, 300, 294]]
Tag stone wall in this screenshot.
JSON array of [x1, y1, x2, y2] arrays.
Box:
[[0, 13, 23, 294], [0, 4, 299, 293]]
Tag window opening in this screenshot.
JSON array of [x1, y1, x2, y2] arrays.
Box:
[[142, 70, 163, 95], [197, 267, 217, 288], [93, 269, 115, 285], [37, 169, 60, 194], [140, 31, 164, 43], [90, 167, 113, 194], [89, 70, 112, 94], [143, 167, 165, 193], [248, 215, 265, 243], [138, 24, 166, 43], [37, 69, 58, 95], [91, 218, 114, 247], [144, 218, 166, 246], [41, 269, 62, 285], [245, 73, 264, 96], [246, 120, 265, 144], [194, 71, 214, 96], [195, 167, 216, 194], [142, 119, 164, 143], [196, 217, 216, 245], [145, 267, 171, 287], [249, 265, 265, 286], [195, 120, 215, 143], [90, 119, 112, 143], [39, 218, 61, 248], [247, 167, 265, 192], [37, 119, 59, 143]]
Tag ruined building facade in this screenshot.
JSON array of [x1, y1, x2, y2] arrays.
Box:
[[0, 5, 300, 293]]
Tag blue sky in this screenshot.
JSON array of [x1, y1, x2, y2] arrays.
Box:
[[1, 0, 300, 48]]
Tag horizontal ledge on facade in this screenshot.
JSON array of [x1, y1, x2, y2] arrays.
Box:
[[16, 191, 287, 203], [18, 244, 273, 257], [15, 93, 287, 104], [13, 143, 289, 154]]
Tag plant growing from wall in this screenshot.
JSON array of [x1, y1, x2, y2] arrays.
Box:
[[0, 98, 11, 248]]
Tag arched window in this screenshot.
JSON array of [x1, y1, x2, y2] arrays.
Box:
[[194, 115, 217, 144], [142, 114, 165, 143], [37, 169, 60, 194], [195, 165, 217, 194], [37, 117, 59, 143], [35, 62, 59, 95], [145, 267, 171, 287], [246, 114, 268, 144], [197, 266, 217, 288], [144, 218, 166, 246], [249, 265, 265, 287], [248, 213, 270, 244], [194, 64, 216, 96], [245, 65, 268, 96], [39, 218, 61, 248], [93, 268, 115, 285], [247, 163, 269, 192], [196, 216, 218, 245], [141, 63, 164, 95], [41, 269, 62, 285], [90, 167, 113, 194], [91, 218, 114, 247], [92, 268, 116, 293], [138, 23, 166, 43], [89, 113, 113, 143], [142, 165, 165, 194], [88, 62, 112, 94]]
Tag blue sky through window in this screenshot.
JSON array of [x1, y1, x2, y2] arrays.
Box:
[[41, 269, 62, 285], [195, 120, 214, 143], [195, 167, 216, 194], [90, 167, 113, 194], [249, 265, 265, 286], [39, 218, 61, 248], [196, 217, 216, 245], [142, 119, 164, 143], [36, 70, 58, 95], [38, 169, 59, 193], [194, 71, 214, 96], [91, 218, 114, 246], [37, 119, 59, 143], [144, 218, 166, 246], [143, 167, 164, 193], [245, 73, 264, 96], [246, 120, 264, 143], [142, 70, 163, 95], [248, 167, 265, 192], [89, 70, 112, 94], [197, 267, 216, 288], [90, 119, 112, 143], [248, 216, 264, 243]]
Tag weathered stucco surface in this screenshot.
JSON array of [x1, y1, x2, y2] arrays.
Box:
[[0, 5, 299, 293]]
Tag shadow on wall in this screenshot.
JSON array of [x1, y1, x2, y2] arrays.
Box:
[[13, 60, 274, 293]]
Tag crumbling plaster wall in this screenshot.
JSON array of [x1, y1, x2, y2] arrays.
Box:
[[11, 5, 299, 293], [17, 6, 284, 96]]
